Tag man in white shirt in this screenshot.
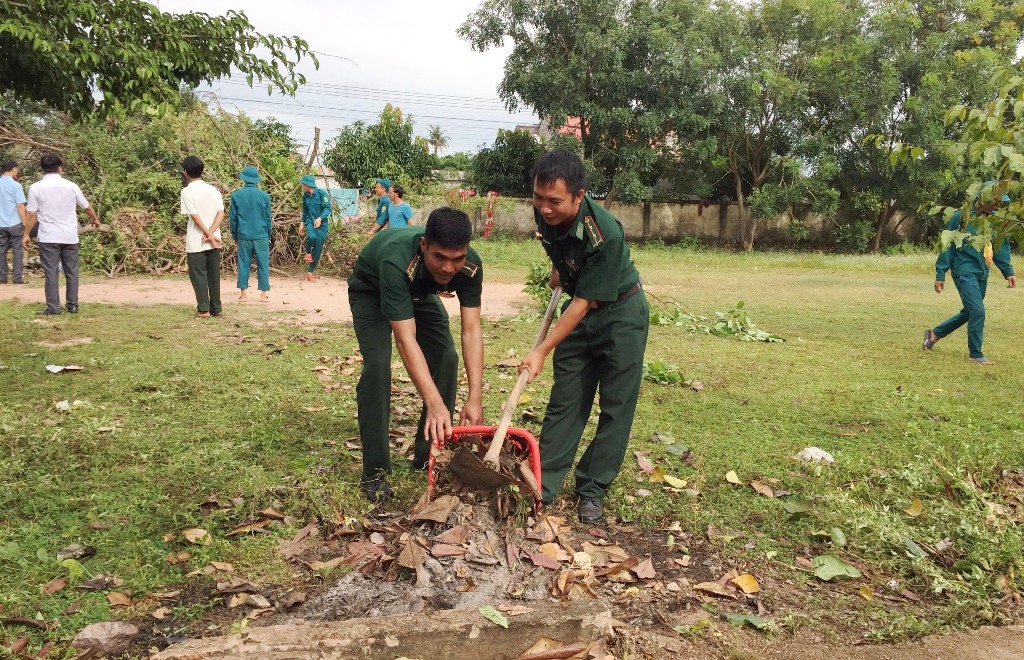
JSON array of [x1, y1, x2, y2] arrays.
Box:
[[22, 154, 99, 315], [180, 155, 224, 318]]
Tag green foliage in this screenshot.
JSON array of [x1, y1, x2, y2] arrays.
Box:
[[426, 125, 449, 156], [437, 151, 474, 172], [786, 218, 810, 244], [642, 359, 685, 386], [650, 301, 784, 343], [0, 1, 316, 117], [470, 129, 543, 195], [323, 105, 434, 187], [523, 261, 553, 309], [834, 220, 876, 253]]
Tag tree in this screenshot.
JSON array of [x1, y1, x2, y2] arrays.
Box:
[[438, 151, 474, 172], [822, 0, 1023, 252], [323, 105, 434, 187], [0, 0, 316, 117], [469, 128, 543, 195], [427, 125, 450, 156], [459, 0, 722, 206]]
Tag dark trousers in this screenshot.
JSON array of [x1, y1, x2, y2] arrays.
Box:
[[934, 274, 989, 358], [187, 249, 222, 314], [236, 238, 270, 291], [305, 233, 326, 272], [0, 224, 24, 283], [38, 242, 79, 312], [540, 291, 650, 502], [348, 280, 458, 481]]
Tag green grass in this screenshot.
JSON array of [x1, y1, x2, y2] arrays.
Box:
[[2, 243, 1023, 654]]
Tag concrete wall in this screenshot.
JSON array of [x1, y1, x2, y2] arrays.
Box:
[[416, 198, 919, 247]]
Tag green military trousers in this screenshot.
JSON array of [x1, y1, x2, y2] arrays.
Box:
[[348, 279, 458, 482], [934, 274, 989, 359], [539, 290, 649, 503]]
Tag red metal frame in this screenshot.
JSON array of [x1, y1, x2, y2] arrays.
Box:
[[426, 425, 542, 502]]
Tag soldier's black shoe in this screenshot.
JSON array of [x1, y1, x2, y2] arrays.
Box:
[[361, 478, 394, 503], [578, 497, 604, 524], [411, 457, 428, 471], [66, 305, 78, 314], [35, 309, 60, 316]]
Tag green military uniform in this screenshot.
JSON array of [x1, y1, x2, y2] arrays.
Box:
[[535, 195, 649, 504], [347, 226, 483, 481], [932, 209, 1014, 359], [302, 187, 331, 272], [375, 195, 392, 229], [229, 182, 272, 291]]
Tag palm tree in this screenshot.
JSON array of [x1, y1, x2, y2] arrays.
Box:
[[427, 125, 449, 156]]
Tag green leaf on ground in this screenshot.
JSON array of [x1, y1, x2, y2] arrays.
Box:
[[812, 555, 862, 581], [479, 605, 508, 628]]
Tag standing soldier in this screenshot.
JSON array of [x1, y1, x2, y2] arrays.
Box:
[[230, 166, 272, 303], [518, 150, 649, 524], [367, 178, 392, 237], [347, 208, 485, 502], [300, 174, 330, 282]]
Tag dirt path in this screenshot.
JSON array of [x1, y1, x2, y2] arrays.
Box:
[[0, 273, 530, 322]]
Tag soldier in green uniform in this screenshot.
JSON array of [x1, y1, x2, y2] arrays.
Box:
[[348, 207, 485, 501], [230, 166, 272, 303], [519, 150, 649, 524], [924, 182, 1016, 364], [299, 174, 331, 282]]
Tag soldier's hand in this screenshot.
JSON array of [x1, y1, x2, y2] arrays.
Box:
[[459, 399, 483, 426], [1007, 275, 1017, 288], [424, 402, 453, 445], [314, 218, 322, 229], [934, 281, 944, 294], [519, 351, 545, 384]]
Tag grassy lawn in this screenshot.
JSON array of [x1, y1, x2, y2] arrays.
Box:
[[2, 239, 1023, 654]]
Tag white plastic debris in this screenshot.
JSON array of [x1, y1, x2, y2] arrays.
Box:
[[796, 447, 835, 464], [55, 400, 70, 411]]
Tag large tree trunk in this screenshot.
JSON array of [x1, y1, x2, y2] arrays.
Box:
[[870, 201, 898, 253]]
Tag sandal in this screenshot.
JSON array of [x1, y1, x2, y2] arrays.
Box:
[[968, 356, 994, 365], [922, 329, 936, 350]]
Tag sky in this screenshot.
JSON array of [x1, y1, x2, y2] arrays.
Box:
[[158, 0, 539, 156]]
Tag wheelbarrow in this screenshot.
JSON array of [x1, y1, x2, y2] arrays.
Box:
[[426, 286, 563, 504]]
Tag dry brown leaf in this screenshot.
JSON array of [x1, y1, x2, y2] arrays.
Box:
[[693, 582, 737, 599], [497, 603, 534, 616], [663, 474, 687, 489], [181, 528, 212, 545], [901, 588, 921, 602], [732, 573, 760, 594], [63, 598, 83, 615], [631, 557, 656, 580], [151, 606, 172, 620], [750, 481, 775, 497], [648, 466, 665, 483], [431, 543, 468, 558], [304, 406, 328, 411], [278, 591, 307, 608], [412, 495, 458, 523], [208, 561, 234, 572], [305, 557, 344, 573], [258, 507, 286, 520], [634, 451, 655, 474], [524, 548, 562, 570], [10, 637, 29, 654], [106, 592, 132, 607], [165, 550, 191, 565], [227, 593, 247, 608], [433, 524, 471, 545], [152, 590, 182, 600], [858, 585, 874, 601], [905, 499, 924, 517], [605, 570, 637, 583], [538, 543, 571, 562], [795, 556, 813, 568], [42, 577, 68, 594], [225, 519, 272, 537]]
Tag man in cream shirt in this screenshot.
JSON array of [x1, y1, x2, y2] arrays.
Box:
[[23, 153, 99, 315], [180, 155, 225, 318]]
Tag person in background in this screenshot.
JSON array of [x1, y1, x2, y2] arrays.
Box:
[[366, 178, 392, 237], [230, 165, 272, 303], [385, 184, 414, 228], [22, 153, 99, 315], [923, 181, 1016, 364], [0, 159, 27, 284], [300, 173, 330, 282], [180, 155, 224, 318]]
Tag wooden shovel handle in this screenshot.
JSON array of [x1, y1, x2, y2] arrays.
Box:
[[482, 285, 563, 470]]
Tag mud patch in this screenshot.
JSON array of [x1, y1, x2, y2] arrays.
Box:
[[36, 336, 94, 349]]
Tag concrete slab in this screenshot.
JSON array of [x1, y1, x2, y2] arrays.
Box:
[[153, 600, 611, 660]]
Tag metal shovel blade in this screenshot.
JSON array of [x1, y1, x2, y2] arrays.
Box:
[[448, 445, 515, 491]]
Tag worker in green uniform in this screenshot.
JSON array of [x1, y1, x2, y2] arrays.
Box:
[[230, 166, 272, 303], [348, 207, 485, 502], [299, 174, 330, 282], [924, 182, 1016, 364], [518, 150, 649, 524], [366, 178, 393, 237]]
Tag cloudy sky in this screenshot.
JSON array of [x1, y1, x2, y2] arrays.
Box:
[[158, 0, 538, 156]]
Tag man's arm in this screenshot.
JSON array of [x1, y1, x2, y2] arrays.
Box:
[[16, 202, 26, 226], [229, 196, 238, 237], [993, 236, 1015, 287], [520, 296, 590, 381], [21, 210, 36, 248], [391, 318, 452, 443], [459, 305, 484, 425], [83, 205, 99, 227]]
